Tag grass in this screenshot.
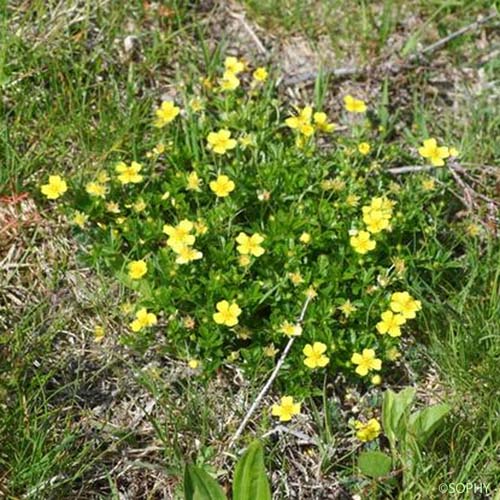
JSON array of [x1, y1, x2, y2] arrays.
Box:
[[1, 1, 499, 498]]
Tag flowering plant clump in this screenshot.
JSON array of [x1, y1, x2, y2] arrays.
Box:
[[39, 58, 450, 405]]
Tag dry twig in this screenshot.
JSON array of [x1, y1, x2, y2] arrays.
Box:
[[228, 294, 313, 448]]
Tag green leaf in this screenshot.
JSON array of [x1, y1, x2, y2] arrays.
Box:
[[233, 441, 271, 500], [358, 451, 392, 478], [408, 403, 451, 445], [184, 464, 227, 500], [382, 387, 416, 447]]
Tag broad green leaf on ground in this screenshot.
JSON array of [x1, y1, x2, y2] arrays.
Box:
[[233, 440, 271, 500]]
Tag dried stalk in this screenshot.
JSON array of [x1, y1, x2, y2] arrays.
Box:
[[228, 294, 313, 448]]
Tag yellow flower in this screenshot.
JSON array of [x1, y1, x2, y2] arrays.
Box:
[[389, 292, 422, 319], [175, 245, 203, 264], [121, 302, 133, 314], [186, 171, 202, 192], [392, 257, 406, 276], [153, 143, 165, 155], [289, 272, 304, 285], [358, 142, 371, 155], [371, 374, 382, 385], [154, 100, 180, 128], [466, 223, 481, 237], [362, 197, 394, 222], [449, 147, 459, 157], [133, 198, 146, 212], [386, 347, 401, 361], [421, 178, 436, 191], [238, 255, 251, 267], [285, 106, 314, 136], [418, 138, 450, 167], [376, 310, 406, 337], [72, 211, 88, 228], [346, 194, 360, 207], [207, 129, 237, 155], [224, 56, 245, 74], [236, 232, 265, 257], [305, 286, 317, 299], [85, 182, 107, 198], [163, 219, 195, 252], [363, 209, 390, 234], [41, 175, 68, 199], [299, 232, 311, 244], [96, 171, 110, 183], [213, 300, 242, 327], [344, 95, 367, 113], [228, 350, 240, 362], [201, 76, 212, 89], [264, 343, 278, 357], [279, 321, 302, 337], [94, 325, 105, 343], [219, 70, 240, 91], [295, 135, 306, 149], [127, 260, 147, 280], [351, 348, 382, 376], [210, 174, 235, 197], [253, 67, 268, 82], [239, 133, 255, 148], [313, 112, 335, 132], [355, 418, 381, 442], [188, 359, 200, 369], [115, 161, 143, 185], [106, 201, 120, 213], [271, 396, 301, 422], [350, 230, 376, 254], [338, 300, 357, 317], [303, 342, 329, 369], [189, 98, 204, 112], [130, 307, 157, 332]]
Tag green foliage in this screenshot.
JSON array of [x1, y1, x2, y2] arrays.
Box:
[[357, 450, 392, 479], [382, 387, 416, 449], [40, 60, 460, 398], [184, 440, 271, 500], [407, 403, 451, 447], [184, 464, 227, 500], [382, 388, 450, 451], [233, 441, 271, 500]]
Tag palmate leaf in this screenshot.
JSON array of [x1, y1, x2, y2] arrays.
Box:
[[184, 464, 227, 500], [233, 440, 271, 500]]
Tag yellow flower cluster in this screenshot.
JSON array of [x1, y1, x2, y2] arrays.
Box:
[[363, 197, 395, 233], [163, 219, 203, 265], [418, 138, 459, 167], [130, 308, 157, 332], [217, 56, 268, 92], [376, 291, 422, 337], [285, 106, 335, 137], [355, 418, 381, 441], [350, 197, 395, 254]]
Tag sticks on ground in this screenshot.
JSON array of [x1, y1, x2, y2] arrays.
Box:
[[281, 11, 498, 86], [228, 294, 313, 448]]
